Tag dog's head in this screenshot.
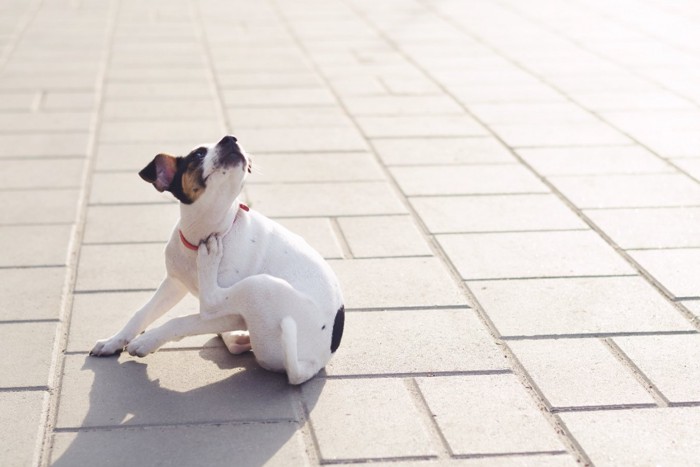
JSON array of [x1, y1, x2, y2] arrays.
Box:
[[139, 135, 252, 206]]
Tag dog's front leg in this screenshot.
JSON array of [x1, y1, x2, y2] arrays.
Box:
[[90, 276, 188, 356], [197, 235, 225, 318]]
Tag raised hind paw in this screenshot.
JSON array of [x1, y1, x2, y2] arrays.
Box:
[[221, 330, 251, 355]]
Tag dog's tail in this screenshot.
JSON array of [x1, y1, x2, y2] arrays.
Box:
[[280, 316, 318, 385]]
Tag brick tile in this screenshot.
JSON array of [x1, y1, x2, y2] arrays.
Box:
[[246, 182, 405, 217], [492, 121, 632, 147], [95, 142, 177, 172], [614, 335, 700, 403], [380, 76, 442, 95], [629, 248, 700, 299], [0, 225, 72, 267], [51, 423, 308, 467], [337, 216, 432, 258], [0, 112, 92, 132], [302, 378, 434, 461], [391, 165, 548, 196], [99, 120, 223, 143], [327, 76, 386, 96], [327, 309, 507, 376], [234, 127, 367, 153], [218, 70, 321, 87], [417, 374, 564, 456], [102, 99, 218, 120], [0, 322, 56, 388], [510, 339, 654, 409], [550, 174, 700, 208], [439, 231, 634, 280], [274, 218, 343, 259], [412, 194, 585, 234], [329, 257, 465, 309], [228, 107, 351, 128], [0, 133, 89, 158], [0, 189, 79, 224], [571, 90, 693, 111], [517, 146, 672, 176], [75, 243, 165, 292], [471, 276, 692, 337], [84, 204, 178, 244], [450, 83, 564, 104], [0, 91, 36, 110], [357, 115, 487, 137], [249, 153, 384, 183], [0, 159, 84, 189], [681, 300, 700, 320], [104, 83, 213, 99], [223, 88, 335, 107], [67, 292, 221, 353], [89, 172, 175, 205], [469, 102, 596, 124], [586, 207, 700, 249], [673, 157, 700, 180], [56, 350, 295, 428], [43, 91, 96, 110], [341, 95, 463, 115], [561, 407, 700, 466], [0, 267, 66, 321], [0, 391, 46, 466], [373, 137, 516, 166]]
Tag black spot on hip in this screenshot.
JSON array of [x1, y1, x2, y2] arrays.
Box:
[[331, 305, 345, 353]]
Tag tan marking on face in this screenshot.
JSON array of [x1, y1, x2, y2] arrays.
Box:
[[181, 162, 206, 203]]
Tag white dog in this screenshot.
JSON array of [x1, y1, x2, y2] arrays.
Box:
[[90, 135, 345, 385]]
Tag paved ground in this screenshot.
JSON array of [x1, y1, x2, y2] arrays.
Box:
[[2, 0, 700, 465]]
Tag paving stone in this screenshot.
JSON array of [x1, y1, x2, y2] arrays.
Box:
[[0, 158, 84, 189], [417, 374, 564, 456], [471, 276, 692, 337], [218, 70, 321, 87], [629, 248, 700, 299], [412, 194, 586, 234], [104, 83, 213, 99], [450, 83, 564, 104], [681, 300, 700, 320], [0, 322, 56, 388], [391, 165, 548, 196], [614, 334, 700, 403], [99, 120, 223, 143], [358, 115, 487, 137], [95, 142, 181, 171], [468, 101, 597, 124], [586, 207, 700, 249], [0, 391, 46, 466], [75, 243, 166, 292], [234, 127, 367, 153], [228, 106, 351, 128], [549, 173, 700, 208], [0, 91, 36, 110], [68, 292, 222, 353], [509, 339, 654, 409], [51, 422, 308, 467], [0, 189, 79, 224], [372, 137, 516, 166], [0, 224, 72, 267], [439, 231, 635, 280], [246, 182, 406, 217], [672, 157, 700, 181], [491, 121, 632, 147], [571, 90, 693, 111], [89, 172, 175, 205], [102, 99, 217, 120], [223, 88, 335, 107], [329, 257, 465, 309], [561, 407, 700, 466], [0, 133, 89, 158], [517, 146, 672, 175], [327, 309, 507, 376], [337, 215, 432, 258], [341, 95, 463, 115], [84, 204, 179, 244], [248, 153, 385, 184], [43, 91, 96, 110], [55, 350, 296, 428], [274, 217, 343, 259], [0, 266, 66, 321], [302, 378, 434, 461], [0, 112, 92, 132]]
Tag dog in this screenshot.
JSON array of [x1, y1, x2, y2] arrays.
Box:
[[90, 135, 345, 385]]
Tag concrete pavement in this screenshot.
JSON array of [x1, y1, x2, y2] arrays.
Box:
[[1, 0, 700, 465]]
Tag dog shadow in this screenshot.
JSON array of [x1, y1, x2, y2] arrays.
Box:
[[51, 341, 324, 467]]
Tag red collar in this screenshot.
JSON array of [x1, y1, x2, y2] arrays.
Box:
[[179, 203, 249, 251]]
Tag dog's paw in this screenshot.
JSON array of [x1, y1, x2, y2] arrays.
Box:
[[198, 234, 223, 258], [126, 332, 164, 358], [221, 330, 252, 355], [90, 335, 129, 357]]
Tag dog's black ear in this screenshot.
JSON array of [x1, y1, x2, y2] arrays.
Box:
[[139, 154, 178, 192]]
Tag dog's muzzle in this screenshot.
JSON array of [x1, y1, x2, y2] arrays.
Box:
[[216, 135, 246, 169]]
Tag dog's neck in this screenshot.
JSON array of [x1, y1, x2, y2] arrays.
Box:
[[177, 198, 240, 250]]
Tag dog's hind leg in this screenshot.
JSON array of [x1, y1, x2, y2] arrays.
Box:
[[220, 331, 251, 355], [280, 316, 319, 385]]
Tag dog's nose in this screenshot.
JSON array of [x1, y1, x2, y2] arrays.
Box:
[[218, 135, 238, 147]]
